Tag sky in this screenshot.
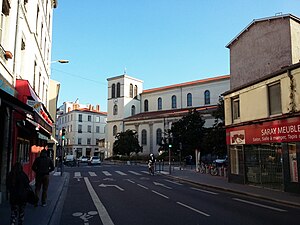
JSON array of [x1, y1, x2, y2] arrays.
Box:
[[51, 0, 300, 112]]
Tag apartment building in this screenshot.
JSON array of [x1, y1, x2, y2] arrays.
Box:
[[224, 14, 300, 193]]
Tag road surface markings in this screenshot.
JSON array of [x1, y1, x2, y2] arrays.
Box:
[[103, 178, 115, 181], [102, 171, 112, 176], [232, 198, 287, 212], [99, 184, 124, 191], [88, 172, 97, 177], [84, 177, 115, 225], [152, 190, 169, 199], [153, 182, 172, 189], [74, 172, 82, 181], [128, 171, 142, 175], [164, 179, 183, 186], [137, 184, 149, 190], [176, 202, 210, 217], [191, 187, 218, 195], [115, 171, 127, 176], [141, 171, 150, 174], [125, 179, 135, 184]]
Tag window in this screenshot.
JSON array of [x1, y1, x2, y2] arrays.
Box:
[[87, 125, 91, 133], [2, 0, 11, 16], [187, 93, 192, 107], [113, 125, 117, 136], [158, 97, 162, 110], [96, 126, 100, 133], [204, 90, 210, 105], [17, 138, 30, 163], [172, 95, 177, 109], [268, 82, 282, 115], [95, 116, 100, 122], [134, 85, 138, 98], [156, 129, 162, 145], [232, 97, 240, 121], [113, 104, 118, 115], [78, 124, 82, 133], [87, 138, 91, 145], [142, 129, 147, 145], [112, 83, 116, 98], [131, 105, 136, 116], [78, 114, 82, 122], [0, 13, 4, 45], [88, 115, 91, 122], [130, 83, 133, 98], [117, 82, 121, 97], [78, 138, 82, 145], [144, 99, 149, 112]]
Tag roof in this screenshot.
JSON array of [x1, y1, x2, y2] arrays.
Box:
[[73, 108, 107, 115], [123, 105, 217, 122], [223, 61, 300, 96], [226, 13, 300, 48], [143, 75, 230, 94]]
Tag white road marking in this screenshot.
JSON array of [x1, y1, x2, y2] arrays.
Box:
[[141, 171, 150, 174], [164, 179, 183, 186], [191, 187, 218, 195], [115, 171, 127, 176], [74, 172, 82, 181], [128, 171, 142, 175], [125, 179, 135, 184], [99, 184, 124, 191], [84, 177, 115, 225], [152, 190, 169, 199], [137, 184, 149, 190], [233, 198, 287, 212], [153, 182, 172, 189], [177, 202, 210, 217], [102, 171, 112, 176], [88, 172, 97, 177]]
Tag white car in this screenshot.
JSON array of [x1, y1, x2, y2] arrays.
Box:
[[89, 156, 101, 165], [79, 156, 88, 163]]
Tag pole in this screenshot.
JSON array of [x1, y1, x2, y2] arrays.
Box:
[[168, 146, 171, 175], [61, 139, 64, 176]]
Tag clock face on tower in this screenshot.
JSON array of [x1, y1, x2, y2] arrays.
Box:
[[113, 98, 118, 104]]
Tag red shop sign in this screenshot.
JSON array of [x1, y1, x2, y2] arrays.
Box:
[[226, 117, 300, 145]]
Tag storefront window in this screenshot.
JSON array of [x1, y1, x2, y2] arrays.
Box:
[[17, 138, 30, 163], [230, 145, 243, 175], [288, 143, 299, 182]]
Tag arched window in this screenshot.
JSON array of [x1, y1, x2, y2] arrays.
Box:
[[111, 83, 115, 98], [113, 125, 117, 136], [117, 82, 121, 97], [156, 128, 162, 145], [187, 93, 192, 107], [129, 83, 133, 98], [113, 104, 118, 115], [157, 97, 162, 110], [131, 105, 136, 116], [144, 99, 149, 112], [134, 85, 138, 98], [171, 95, 177, 109], [141, 129, 147, 145], [204, 90, 210, 105]]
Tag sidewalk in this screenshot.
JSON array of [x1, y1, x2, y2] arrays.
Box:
[[160, 165, 300, 208], [0, 171, 69, 225]]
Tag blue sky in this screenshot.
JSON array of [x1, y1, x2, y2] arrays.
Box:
[[51, 0, 300, 112]]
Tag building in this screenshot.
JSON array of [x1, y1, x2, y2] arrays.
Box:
[[224, 14, 300, 193], [106, 74, 230, 157], [56, 101, 107, 160], [0, 0, 58, 204]]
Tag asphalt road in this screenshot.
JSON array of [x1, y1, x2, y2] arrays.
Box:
[[59, 164, 300, 225]]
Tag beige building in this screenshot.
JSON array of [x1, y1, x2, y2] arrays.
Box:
[[224, 14, 300, 193], [106, 74, 230, 157]]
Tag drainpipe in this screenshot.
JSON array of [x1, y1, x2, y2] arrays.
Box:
[[13, 0, 21, 85]]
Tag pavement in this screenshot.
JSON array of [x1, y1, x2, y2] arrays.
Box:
[[0, 163, 299, 225]]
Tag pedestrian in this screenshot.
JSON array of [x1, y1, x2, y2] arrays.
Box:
[[6, 162, 30, 225], [32, 149, 54, 207]]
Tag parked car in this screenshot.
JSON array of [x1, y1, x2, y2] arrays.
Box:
[[89, 156, 101, 165], [79, 156, 88, 163]]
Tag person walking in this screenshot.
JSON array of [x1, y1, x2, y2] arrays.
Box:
[[32, 149, 54, 207], [6, 162, 30, 225]]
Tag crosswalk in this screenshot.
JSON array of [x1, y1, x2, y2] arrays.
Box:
[[73, 170, 150, 178]]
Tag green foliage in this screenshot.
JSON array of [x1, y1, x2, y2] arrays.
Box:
[[170, 109, 205, 157], [113, 130, 142, 156]]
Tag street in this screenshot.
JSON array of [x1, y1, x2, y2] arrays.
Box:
[[58, 163, 300, 225]]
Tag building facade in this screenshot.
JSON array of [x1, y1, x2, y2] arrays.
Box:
[[56, 101, 107, 160], [0, 0, 57, 204], [224, 14, 300, 193], [106, 74, 230, 157]]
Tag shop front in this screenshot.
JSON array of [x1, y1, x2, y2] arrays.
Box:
[[226, 117, 300, 193]]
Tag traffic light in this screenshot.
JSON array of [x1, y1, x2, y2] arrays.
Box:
[[62, 128, 66, 140]]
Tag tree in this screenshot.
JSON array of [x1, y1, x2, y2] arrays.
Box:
[[113, 130, 142, 156], [170, 109, 206, 157]]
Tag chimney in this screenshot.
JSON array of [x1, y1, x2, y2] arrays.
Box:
[[96, 105, 100, 111]]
